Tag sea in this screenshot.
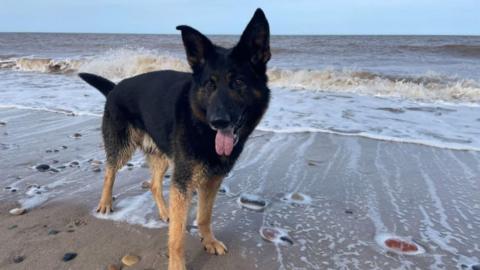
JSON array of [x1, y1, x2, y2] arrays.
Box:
[[1, 33, 480, 151]]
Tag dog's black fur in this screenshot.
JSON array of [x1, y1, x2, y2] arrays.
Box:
[[79, 8, 270, 192]]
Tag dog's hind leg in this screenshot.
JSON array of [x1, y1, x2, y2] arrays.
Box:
[[97, 165, 119, 214], [147, 154, 170, 222], [97, 113, 135, 214], [168, 170, 193, 270], [196, 175, 227, 255]]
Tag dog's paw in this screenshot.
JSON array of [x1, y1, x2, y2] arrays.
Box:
[[159, 209, 169, 223], [96, 199, 113, 214], [202, 238, 228, 255]]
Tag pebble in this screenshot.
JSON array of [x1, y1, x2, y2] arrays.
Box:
[[0, 121, 6, 126], [291, 192, 304, 201], [218, 184, 229, 195], [36, 164, 50, 172], [280, 236, 294, 245], [92, 166, 101, 173], [49, 168, 60, 173], [13, 255, 24, 263], [48, 229, 60, 235], [52, 159, 59, 164], [238, 194, 267, 211], [72, 133, 82, 138], [307, 161, 317, 166], [11, 189, 17, 193], [54, 149, 59, 153], [141, 181, 151, 189], [73, 219, 86, 226], [5, 186, 11, 190], [345, 209, 354, 215], [46, 149, 53, 153], [121, 254, 140, 266], [62, 145, 68, 149], [90, 159, 103, 165], [69, 161, 80, 167], [8, 224, 18, 230], [62, 252, 77, 262], [9, 208, 26, 216], [107, 264, 119, 270], [472, 265, 480, 270]]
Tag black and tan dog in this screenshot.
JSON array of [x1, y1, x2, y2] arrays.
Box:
[[78, 8, 270, 270]]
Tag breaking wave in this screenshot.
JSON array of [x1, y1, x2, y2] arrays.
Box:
[[0, 57, 82, 73], [1, 48, 480, 103]]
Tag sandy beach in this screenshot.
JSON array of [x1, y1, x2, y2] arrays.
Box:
[[1, 107, 479, 269]]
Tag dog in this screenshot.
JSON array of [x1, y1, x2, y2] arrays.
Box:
[[78, 8, 271, 270]]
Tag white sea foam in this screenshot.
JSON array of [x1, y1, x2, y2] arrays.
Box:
[[1, 48, 479, 152], [93, 191, 167, 229], [1, 48, 480, 103]]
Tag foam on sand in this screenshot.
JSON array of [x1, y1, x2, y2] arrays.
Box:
[[93, 191, 167, 229]]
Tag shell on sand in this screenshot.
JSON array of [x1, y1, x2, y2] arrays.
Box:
[[259, 227, 294, 246], [375, 233, 425, 255], [282, 192, 312, 204], [9, 208, 26, 215], [121, 254, 140, 266]]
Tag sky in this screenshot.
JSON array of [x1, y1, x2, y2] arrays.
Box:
[[0, 0, 478, 35]]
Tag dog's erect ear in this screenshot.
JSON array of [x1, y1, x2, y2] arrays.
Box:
[[232, 8, 271, 73], [176, 25, 214, 72]]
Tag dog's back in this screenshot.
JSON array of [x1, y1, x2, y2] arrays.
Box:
[[109, 70, 191, 156]]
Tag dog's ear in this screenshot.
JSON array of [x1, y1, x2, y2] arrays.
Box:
[[232, 8, 271, 73], [176, 25, 214, 72]]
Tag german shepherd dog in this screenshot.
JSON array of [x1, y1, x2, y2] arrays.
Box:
[[78, 9, 270, 270]]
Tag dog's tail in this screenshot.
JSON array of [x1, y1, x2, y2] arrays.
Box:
[[78, 73, 116, 97]]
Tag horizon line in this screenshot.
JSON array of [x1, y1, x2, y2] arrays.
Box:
[[0, 31, 479, 37]]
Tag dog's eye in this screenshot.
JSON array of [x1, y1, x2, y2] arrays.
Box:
[[205, 80, 216, 91], [232, 79, 245, 89]]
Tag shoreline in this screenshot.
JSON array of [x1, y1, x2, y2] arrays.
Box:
[[2, 103, 479, 153], [1, 107, 480, 269]]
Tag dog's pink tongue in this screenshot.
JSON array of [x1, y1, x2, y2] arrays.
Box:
[[215, 129, 234, 156]]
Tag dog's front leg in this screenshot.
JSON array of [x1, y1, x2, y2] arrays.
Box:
[[196, 175, 228, 255], [168, 175, 193, 270]]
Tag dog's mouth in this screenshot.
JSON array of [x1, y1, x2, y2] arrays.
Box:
[[212, 127, 239, 157]]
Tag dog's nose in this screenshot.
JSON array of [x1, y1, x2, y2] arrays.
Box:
[[210, 115, 231, 129]]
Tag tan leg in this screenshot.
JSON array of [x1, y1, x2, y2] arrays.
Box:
[[196, 176, 227, 255], [97, 137, 134, 214], [96, 166, 117, 214], [148, 154, 170, 222], [168, 184, 193, 270]]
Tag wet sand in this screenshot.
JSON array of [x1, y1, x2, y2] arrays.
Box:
[[1, 107, 480, 270]]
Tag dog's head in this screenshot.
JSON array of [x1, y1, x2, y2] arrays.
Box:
[[177, 8, 271, 157]]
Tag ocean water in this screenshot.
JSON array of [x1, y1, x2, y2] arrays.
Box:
[[1, 33, 480, 150]]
